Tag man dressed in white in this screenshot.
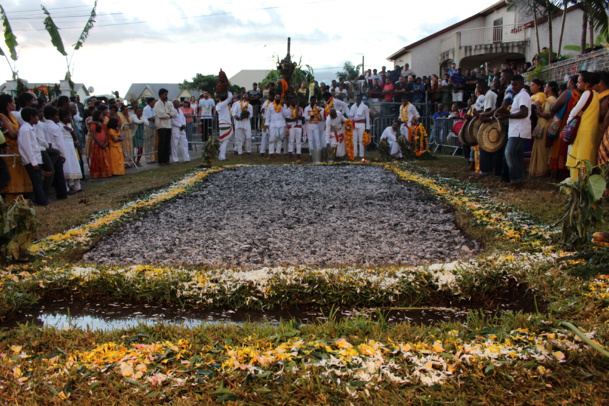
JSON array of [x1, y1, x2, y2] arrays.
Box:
[[303, 96, 324, 154], [265, 94, 289, 159], [397, 95, 420, 138], [286, 96, 304, 158], [380, 120, 402, 159], [171, 99, 190, 163], [325, 108, 346, 160], [348, 94, 371, 159], [259, 92, 274, 156], [231, 94, 254, 155], [216, 90, 233, 161]]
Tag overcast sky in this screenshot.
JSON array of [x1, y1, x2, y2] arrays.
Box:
[[0, 0, 497, 97]]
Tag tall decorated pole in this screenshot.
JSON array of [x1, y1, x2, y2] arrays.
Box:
[[277, 37, 297, 101], [201, 68, 230, 166]]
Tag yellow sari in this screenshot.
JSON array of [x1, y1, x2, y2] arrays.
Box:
[[0, 113, 32, 200], [529, 93, 555, 177]]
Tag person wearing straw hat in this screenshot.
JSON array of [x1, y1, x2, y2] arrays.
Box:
[[473, 80, 497, 174], [496, 75, 531, 189]]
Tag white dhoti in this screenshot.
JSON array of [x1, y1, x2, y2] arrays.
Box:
[[389, 140, 402, 157], [288, 126, 303, 154], [306, 124, 322, 151], [171, 127, 190, 162], [400, 124, 410, 139], [235, 127, 252, 154], [268, 125, 285, 155], [260, 123, 268, 154], [328, 131, 346, 157], [218, 121, 233, 160], [353, 122, 366, 158]]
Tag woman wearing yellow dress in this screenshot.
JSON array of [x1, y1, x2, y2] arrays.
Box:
[[106, 117, 125, 176], [566, 71, 600, 179], [529, 80, 557, 177], [0, 94, 33, 202], [118, 105, 134, 167], [596, 71, 609, 166]]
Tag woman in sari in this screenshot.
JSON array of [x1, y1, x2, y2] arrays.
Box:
[[118, 105, 134, 167], [529, 80, 557, 177], [548, 75, 581, 181], [566, 71, 600, 180], [88, 110, 112, 179], [0, 94, 32, 202], [596, 71, 609, 166]]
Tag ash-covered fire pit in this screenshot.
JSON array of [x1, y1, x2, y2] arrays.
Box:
[[84, 165, 478, 267]]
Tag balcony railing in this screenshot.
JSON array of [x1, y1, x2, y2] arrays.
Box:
[[441, 24, 526, 54]]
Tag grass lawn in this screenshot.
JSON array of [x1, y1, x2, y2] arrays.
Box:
[[2, 152, 609, 405]]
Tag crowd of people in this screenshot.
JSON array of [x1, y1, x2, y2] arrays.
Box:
[[0, 91, 187, 207], [3, 58, 609, 207], [448, 68, 609, 188]]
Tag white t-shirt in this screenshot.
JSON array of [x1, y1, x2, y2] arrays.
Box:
[[508, 88, 532, 139], [199, 99, 215, 118], [484, 90, 497, 111]]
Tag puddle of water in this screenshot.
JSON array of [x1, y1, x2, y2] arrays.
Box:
[[0, 299, 479, 331]]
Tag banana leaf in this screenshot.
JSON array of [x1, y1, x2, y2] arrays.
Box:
[[41, 5, 67, 56], [0, 5, 18, 61], [74, 0, 97, 50]]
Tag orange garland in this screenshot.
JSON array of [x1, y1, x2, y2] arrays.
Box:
[[308, 107, 321, 124], [324, 98, 334, 117], [280, 79, 289, 99], [344, 119, 355, 160], [273, 101, 283, 113], [362, 130, 371, 146], [409, 124, 430, 157]]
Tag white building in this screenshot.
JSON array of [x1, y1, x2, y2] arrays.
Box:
[[387, 0, 600, 76]]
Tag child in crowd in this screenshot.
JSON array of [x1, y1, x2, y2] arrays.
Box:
[[58, 109, 83, 193], [18, 107, 49, 206], [130, 106, 146, 167], [89, 110, 112, 179], [106, 117, 125, 176]]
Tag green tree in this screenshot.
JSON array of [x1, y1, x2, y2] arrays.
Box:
[[42, 1, 98, 95], [180, 73, 240, 96], [336, 61, 361, 81], [575, 0, 609, 54]]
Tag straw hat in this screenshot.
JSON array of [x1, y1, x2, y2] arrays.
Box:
[[478, 118, 506, 153], [457, 119, 468, 145]]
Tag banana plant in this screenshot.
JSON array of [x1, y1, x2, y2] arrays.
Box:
[[0, 4, 26, 93], [42, 1, 98, 95]]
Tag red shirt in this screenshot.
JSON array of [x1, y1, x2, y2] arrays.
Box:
[[181, 107, 195, 123], [382, 83, 394, 102]]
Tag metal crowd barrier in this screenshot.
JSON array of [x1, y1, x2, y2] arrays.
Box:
[[120, 122, 158, 169], [428, 117, 462, 155]]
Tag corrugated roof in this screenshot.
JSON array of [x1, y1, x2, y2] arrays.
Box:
[[229, 70, 271, 89], [124, 83, 200, 101]]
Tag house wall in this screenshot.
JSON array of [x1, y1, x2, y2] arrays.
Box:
[[390, 4, 602, 77], [527, 8, 588, 61]]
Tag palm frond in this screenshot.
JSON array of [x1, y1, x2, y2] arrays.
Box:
[[41, 5, 67, 56], [73, 0, 97, 50], [0, 5, 18, 61]]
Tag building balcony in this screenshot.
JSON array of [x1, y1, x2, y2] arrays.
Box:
[[440, 24, 528, 64]]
